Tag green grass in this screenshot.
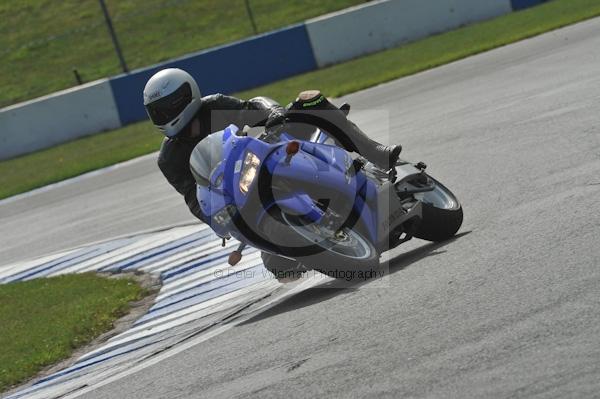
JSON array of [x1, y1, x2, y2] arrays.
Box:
[[0, 0, 362, 108], [2, 0, 600, 200], [0, 273, 147, 392], [0, 122, 162, 199]]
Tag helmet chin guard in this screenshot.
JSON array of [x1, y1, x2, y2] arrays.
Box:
[[143, 68, 202, 137]]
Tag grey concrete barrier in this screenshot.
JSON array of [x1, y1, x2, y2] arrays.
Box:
[[1, 0, 534, 161], [0, 79, 121, 160], [305, 0, 513, 67]]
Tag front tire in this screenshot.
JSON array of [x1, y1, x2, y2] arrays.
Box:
[[259, 211, 380, 278], [261, 252, 303, 279]]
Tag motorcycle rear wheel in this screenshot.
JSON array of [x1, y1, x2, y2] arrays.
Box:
[[412, 177, 463, 242]]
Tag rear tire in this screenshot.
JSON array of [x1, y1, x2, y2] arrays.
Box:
[[412, 177, 463, 242], [414, 203, 463, 242]]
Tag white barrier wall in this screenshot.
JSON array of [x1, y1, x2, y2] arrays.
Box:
[[0, 0, 519, 161], [0, 79, 121, 160], [305, 0, 513, 67]]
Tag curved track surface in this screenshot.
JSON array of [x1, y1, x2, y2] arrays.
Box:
[[2, 18, 600, 399]]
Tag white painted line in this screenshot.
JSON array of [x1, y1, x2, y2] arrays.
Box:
[[118, 280, 278, 343], [51, 225, 203, 276], [0, 248, 77, 279], [80, 280, 279, 362], [137, 238, 234, 273], [62, 274, 327, 399], [149, 247, 239, 280], [156, 252, 263, 301], [134, 245, 206, 273], [119, 280, 278, 340], [157, 250, 261, 293], [147, 244, 240, 278], [1, 224, 328, 399]]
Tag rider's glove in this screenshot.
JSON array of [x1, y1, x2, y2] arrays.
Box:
[[265, 109, 287, 130]]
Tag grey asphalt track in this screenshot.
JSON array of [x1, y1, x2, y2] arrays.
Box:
[[3, 17, 600, 399]]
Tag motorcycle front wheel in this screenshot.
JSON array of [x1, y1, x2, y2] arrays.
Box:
[[259, 211, 380, 277]]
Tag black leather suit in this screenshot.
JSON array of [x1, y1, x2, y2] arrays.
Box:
[[157, 94, 283, 222]]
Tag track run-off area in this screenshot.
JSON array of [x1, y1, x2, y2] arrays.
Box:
[[1, 18, 600, 399]]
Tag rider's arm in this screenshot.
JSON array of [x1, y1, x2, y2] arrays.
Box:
[[157, 138, 210, 224], [205, 94, 285, 128]]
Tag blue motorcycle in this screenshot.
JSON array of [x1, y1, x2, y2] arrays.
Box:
[[191, 111, 462, 276]]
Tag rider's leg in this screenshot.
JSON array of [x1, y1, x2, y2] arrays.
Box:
[[287, 90, 401, 170]]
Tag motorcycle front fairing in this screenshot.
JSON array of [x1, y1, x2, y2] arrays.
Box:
[[254, 137, 377, 236], [197, 125, 412, 252], [195, 125, 318, 245]]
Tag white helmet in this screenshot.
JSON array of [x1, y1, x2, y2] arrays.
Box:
[[143, 68, 201, 137]]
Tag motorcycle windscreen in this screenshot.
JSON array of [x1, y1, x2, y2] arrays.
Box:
[[190, 130, 225, 187]]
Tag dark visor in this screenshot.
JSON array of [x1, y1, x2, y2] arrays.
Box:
[[146, 82, 192, 125]]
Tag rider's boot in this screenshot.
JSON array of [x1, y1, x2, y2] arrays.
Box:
[[288, 90, 401, 170], [345, 122, 402, 170]]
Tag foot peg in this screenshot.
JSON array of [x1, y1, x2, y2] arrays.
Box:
[[228, 251, 242, 266], [228, 243, 246, 266]]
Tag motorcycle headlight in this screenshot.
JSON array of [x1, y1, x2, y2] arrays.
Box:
[[239, 151, 260, 194]]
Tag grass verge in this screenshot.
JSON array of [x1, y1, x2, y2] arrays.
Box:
[[0, 0, 361, 107], [0, 273, 147, 392], [2, 0, 600, 200], [0, 122, 162, 199]]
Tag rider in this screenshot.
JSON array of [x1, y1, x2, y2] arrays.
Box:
[[143, 68, 401, 273]]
